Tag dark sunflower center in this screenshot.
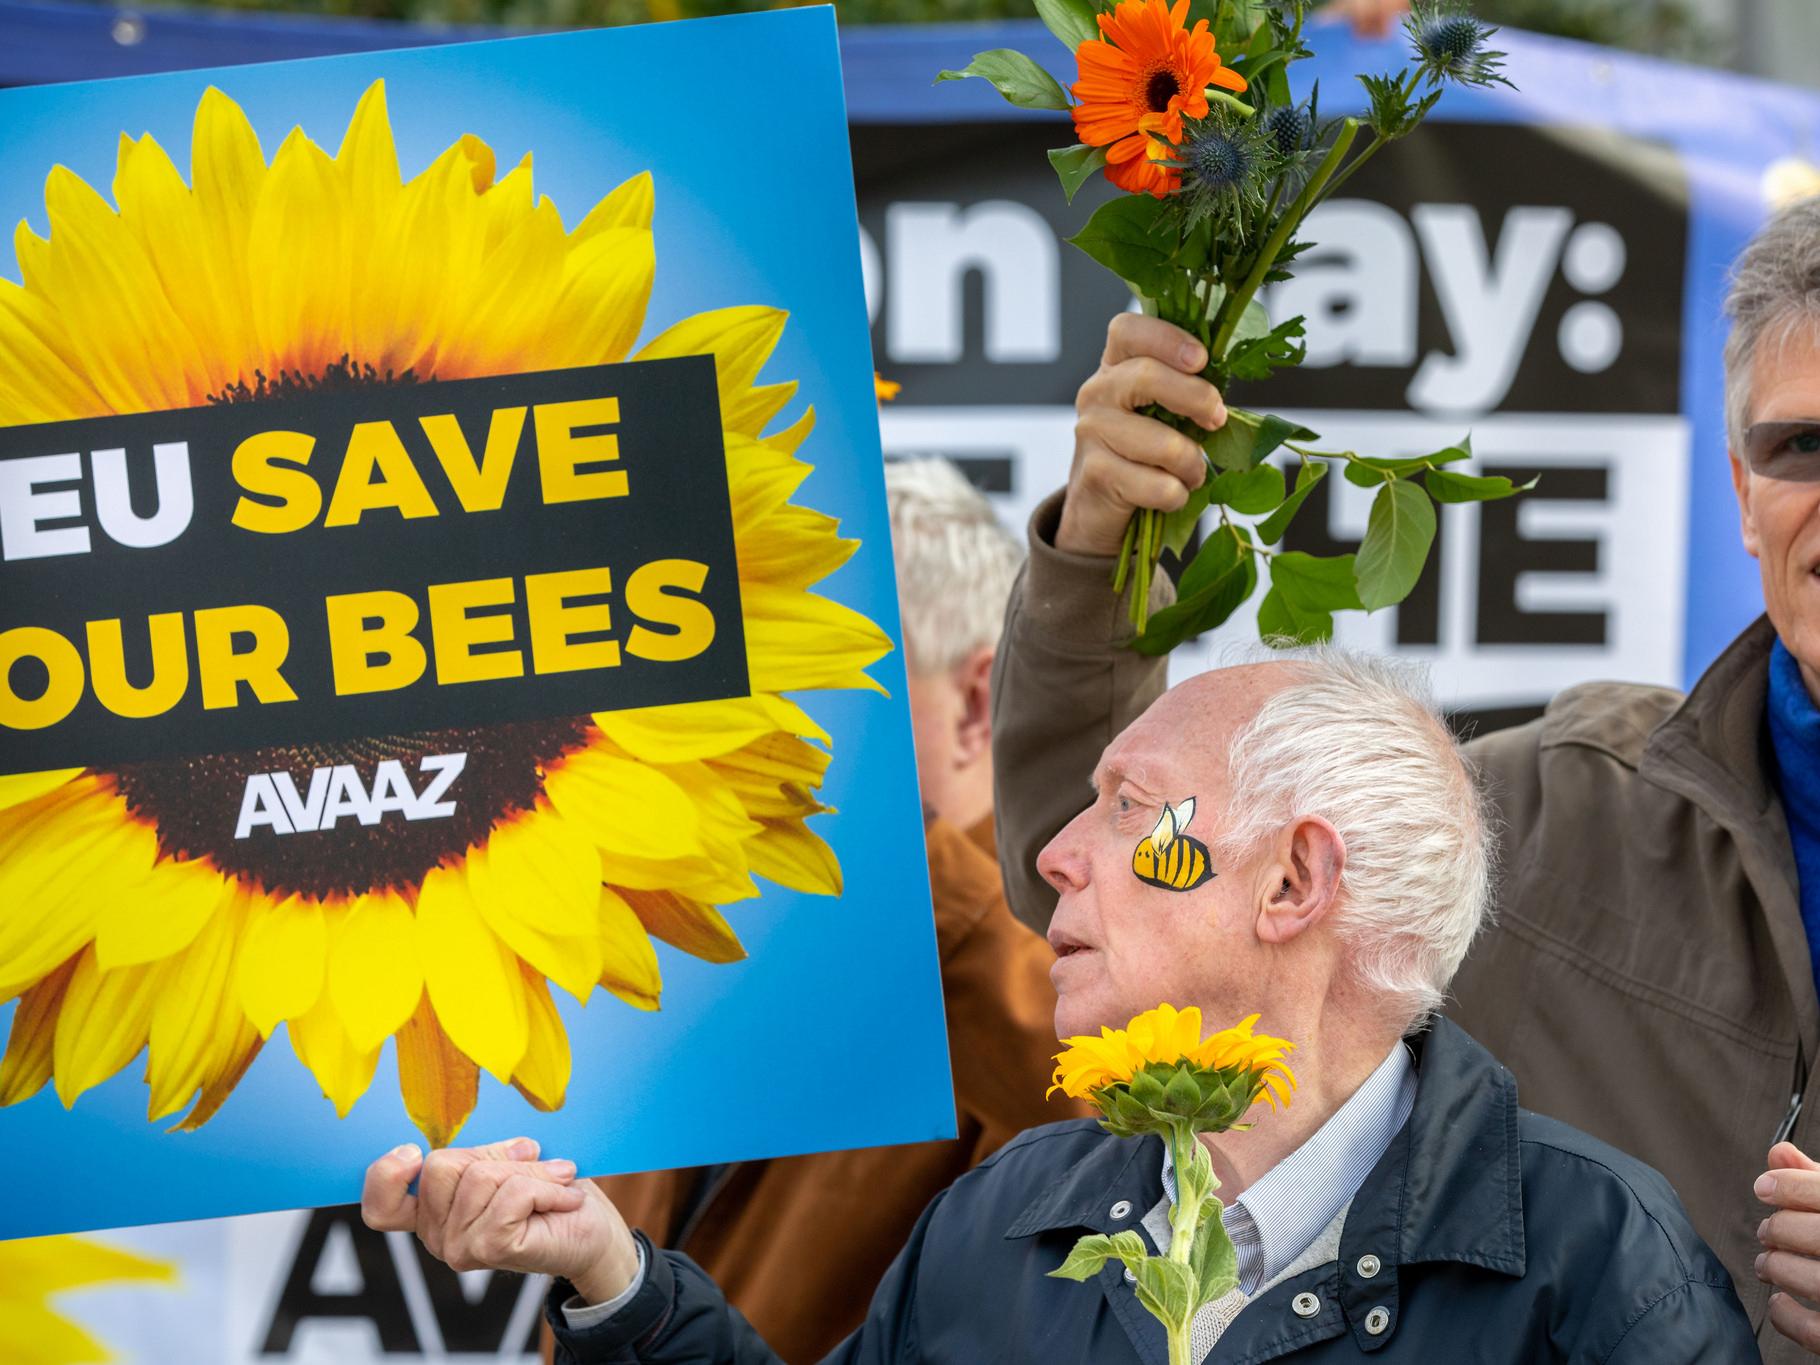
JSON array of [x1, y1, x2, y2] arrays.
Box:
[[110, 719, 594, 899], [113, 358, 590, 900], [1145, 69, 1182, 113]]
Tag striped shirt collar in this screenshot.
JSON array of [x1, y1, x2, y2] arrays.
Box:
[[1158, 1041, 1416, 1294]]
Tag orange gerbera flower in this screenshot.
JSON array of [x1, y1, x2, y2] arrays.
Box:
[[1071, 0, 1248, 198]]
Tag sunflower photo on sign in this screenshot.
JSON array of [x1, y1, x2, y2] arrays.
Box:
[[0, 11, 950, 1240]]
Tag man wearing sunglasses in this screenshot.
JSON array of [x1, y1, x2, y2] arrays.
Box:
[[985, 198, 1820, 1361]]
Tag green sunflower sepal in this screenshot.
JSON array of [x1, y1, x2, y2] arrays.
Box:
[[1093, 1060, 1269, 1140]]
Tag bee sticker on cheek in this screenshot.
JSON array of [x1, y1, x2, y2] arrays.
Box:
[[1132, 797, 1215, 892]]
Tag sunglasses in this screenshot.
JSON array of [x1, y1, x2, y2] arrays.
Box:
[[1744, 420, 1820, 480]]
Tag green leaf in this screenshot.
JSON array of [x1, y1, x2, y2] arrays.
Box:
[[1203, 408, 1264, 474], [1067, 195, 1175, 299], [1233, 296, 1272, 345], [1048, 143, 1109, 204], [1133, 530, 1258, 655], [1223, 316, 1307, 383], [1258, 587, 1332, 645], [1048, 1233, 1118, 1281], [1128, 1067, 1169, 1108], [1256, 460, 1326, 545], [1425, 467, 1539, 503], [1034, 0, 1100, 52], [1205, 463, 1284, 515], [1272, 551, 1363, 611], [1189, 1210, 1240, 1307], [935, 50, 1071, 112], [1250, 413, 1317, 467], [1355, 481, 1437, 611], [1133, 1256, 1195, 1328]]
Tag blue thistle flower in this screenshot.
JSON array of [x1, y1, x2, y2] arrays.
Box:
[[1263, 106, 1310, 159], [1419, 14, 1484, 71], [1189, 130, 1253, 192]]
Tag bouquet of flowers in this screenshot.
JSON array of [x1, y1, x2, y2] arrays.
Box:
[[941, 0, 1526, 652], [1048, 1005, 1297, 1365]]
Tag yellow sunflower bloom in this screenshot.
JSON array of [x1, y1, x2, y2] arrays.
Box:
[[1049, 1004, 1296, 1110], [0, 81, 890, 1146], [0, 1234, 175, 1364]]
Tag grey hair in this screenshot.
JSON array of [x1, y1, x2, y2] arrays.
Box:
[[1725, 196, 1820, 452], [884, 457, 1025, 675], [1211, 645, 1495, 1029]]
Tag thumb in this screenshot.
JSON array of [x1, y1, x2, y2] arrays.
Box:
[[1769, 1142, 1820, 1172], [467, 1135, 541, 1163]]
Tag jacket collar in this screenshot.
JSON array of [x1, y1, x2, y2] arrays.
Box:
[[1643, 615, 1818, 1060], [1003, 1018, 1523, 1276]]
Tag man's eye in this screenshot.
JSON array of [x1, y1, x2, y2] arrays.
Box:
[[1794, 432, 1820, 455]]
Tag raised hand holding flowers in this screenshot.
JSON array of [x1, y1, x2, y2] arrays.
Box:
[[1048, 1004, 1296, 1365], [940, 0, 1527, 652]]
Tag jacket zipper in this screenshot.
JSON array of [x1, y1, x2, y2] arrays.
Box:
[[1776, 1090, 1804, 1144]]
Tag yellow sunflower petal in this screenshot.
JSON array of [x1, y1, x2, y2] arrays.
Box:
[[0, 779, 159, 1001], [540, 226, 654, 368], [0, 283, 105, 424], [93, 855, 227, 970], [396, 991, 478, 1149], [0, 1234, 175, 1295], [52, 947, 163, 1106], [542, 742, 701, 858], [326, 890, 424, 1053], [737, 504, 858, 590], [36, 164, 211, 412], [235, 895, 327, 1038], [762, 404, 816, 457], [574, 170, 654, 240], [111, 132, 237, 396], [247, 128, 350, 378], [512, 967, 572, 1112], [743, 584, 893, 695], [169, 1018, 263, 1132], [592, 699, 779, 764], [599, 888, 661, 1011], [189, 86, 266, 373], [746, 817, 842, 896], [335, 80, 402, 233], [722, 380, 799, 440], [0, 768, 81, 813], [432, 196, 566, 378], [635, 305, 786, 419], [145, 885, 252, 1122], [467, 809, 605, 1003], [0, 1301, 110, 1364], [620, 889, 747, 965], [726, 434, 813, 528], [0, 956, 77, 1106], [416, 865, 529, 1082], [288, 989, 381, 1118]]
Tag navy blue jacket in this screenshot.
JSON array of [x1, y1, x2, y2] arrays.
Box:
[[548, 1020, 1756, 1363]]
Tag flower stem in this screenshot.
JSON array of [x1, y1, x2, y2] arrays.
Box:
[[1112, 516, 1137, 595], [1209, 117, 1360, 362]]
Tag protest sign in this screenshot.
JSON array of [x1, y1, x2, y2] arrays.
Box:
[[0, 8, 951, 1240]]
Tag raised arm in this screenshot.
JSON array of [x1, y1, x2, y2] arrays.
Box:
[[990, 314, 1226, 933]]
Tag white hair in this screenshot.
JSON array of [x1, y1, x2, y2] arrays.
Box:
[[1725, 196, 1820, 452], [884, 457, 1025, 676], [1212, 645, 1495, 1029]]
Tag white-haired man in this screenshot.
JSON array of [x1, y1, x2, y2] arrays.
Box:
[[366, 651, 1752, 1362], [530, 457, 1079, 1365], [987, 196, 1820, 1360]]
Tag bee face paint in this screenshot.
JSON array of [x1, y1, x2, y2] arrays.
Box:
[[1132, 797, 1216, 892]]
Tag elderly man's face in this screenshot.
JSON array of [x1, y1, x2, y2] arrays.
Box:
[[1734, 326, 1820, 682], [1036, 667, 1282, 1039]]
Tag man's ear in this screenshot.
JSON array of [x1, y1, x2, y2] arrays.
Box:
[[953, 644, 996, 766], [1731, 449, 1762, 559], [1256, 816, 1345, 945]]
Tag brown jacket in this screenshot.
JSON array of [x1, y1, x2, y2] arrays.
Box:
[[992, 491, 1810, 1363], [567, 816, 1086, 1365]]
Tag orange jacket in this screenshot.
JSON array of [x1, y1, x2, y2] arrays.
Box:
[[547, 816, 1085, 1364]]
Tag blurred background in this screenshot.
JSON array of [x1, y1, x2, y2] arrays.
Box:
[[2, 0, 1819, 1362]]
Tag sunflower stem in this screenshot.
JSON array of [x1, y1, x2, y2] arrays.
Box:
[[1113, 516, 1137, 594]]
